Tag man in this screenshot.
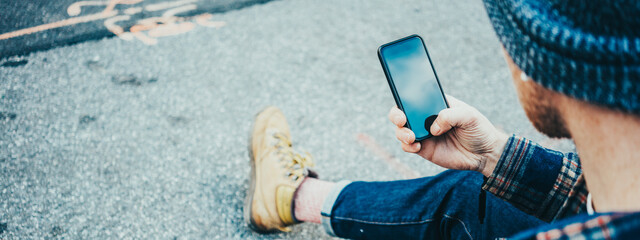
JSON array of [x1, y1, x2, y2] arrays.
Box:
[[244, 0, 640, 239]]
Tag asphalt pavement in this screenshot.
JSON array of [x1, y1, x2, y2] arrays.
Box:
[[0, 0, 273, 57], [0, 0, 575, 239]]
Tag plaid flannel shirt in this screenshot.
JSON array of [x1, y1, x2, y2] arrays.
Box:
[[482, 136, 640, 239]]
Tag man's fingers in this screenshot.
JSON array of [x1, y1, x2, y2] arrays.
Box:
[[390, 96, 472, 137], [395, 127, 415, 144], [430, 107, 474, 136], [388, 106, 407, 127], [401, 141, 421, 153], [389, 107, 419, 153]]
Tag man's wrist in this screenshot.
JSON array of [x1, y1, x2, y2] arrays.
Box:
[[480, 132, 509, 177]]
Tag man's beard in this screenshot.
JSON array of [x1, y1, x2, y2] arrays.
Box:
[[504, 52, 572, 139], [517, 79, 572, 139]]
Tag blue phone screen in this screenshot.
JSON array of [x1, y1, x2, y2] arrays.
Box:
[[381, 36, 447, 140]]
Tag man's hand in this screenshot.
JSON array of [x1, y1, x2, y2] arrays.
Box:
[[388, 95, 509, 177]]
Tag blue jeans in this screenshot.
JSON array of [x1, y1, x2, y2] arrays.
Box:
[[320, 170, 544, 239]]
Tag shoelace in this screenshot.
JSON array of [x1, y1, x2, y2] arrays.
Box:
[[273, 132, 314, 182]]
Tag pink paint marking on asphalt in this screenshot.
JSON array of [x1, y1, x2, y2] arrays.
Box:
[[356, 133, 421, 179]]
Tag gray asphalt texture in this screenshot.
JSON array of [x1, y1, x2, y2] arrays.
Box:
[[0, 0, 575, 239]]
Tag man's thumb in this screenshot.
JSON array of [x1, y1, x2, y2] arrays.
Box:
[[430, 108, 469, 136]]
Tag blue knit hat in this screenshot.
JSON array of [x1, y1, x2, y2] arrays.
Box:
[[482, 0, 640, 113]]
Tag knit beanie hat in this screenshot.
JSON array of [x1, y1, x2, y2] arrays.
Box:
[[482, 0, 640, 114]]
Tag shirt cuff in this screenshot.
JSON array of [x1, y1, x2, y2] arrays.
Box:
[[481, 135, 567, 221]]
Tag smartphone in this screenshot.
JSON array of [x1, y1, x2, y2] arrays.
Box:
[[378, 34, 449, 141]]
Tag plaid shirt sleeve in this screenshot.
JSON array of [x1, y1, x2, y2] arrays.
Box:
[[482, 135, 589, 222], [511, 212, 640, 240]]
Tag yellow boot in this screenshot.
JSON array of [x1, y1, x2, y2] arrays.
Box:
[[244, 106, 316, 233]]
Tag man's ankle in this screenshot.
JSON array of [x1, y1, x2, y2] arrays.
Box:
[[293, 178, 336, 224]]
